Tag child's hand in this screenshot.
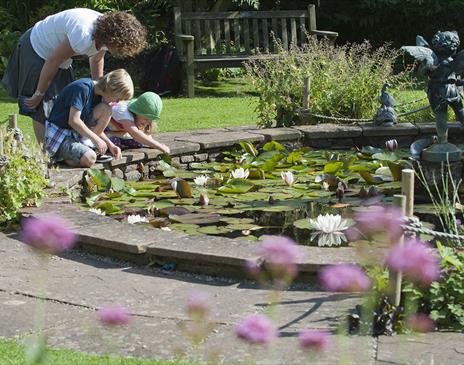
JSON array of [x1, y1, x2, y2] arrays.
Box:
[[109, 144, 122, 159], [93, 137, 107, 156], [160, 143, 170, 154]]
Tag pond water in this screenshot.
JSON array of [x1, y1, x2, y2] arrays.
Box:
[[81, 140, 432, 247]]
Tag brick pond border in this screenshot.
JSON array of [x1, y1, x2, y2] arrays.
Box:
[[22, 122, 462, 279]]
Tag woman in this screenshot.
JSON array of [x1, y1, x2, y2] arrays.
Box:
[[1, 8, 147, 143]]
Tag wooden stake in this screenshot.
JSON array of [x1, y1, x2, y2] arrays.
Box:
[[401, 169, 415, 218], [303, 76, 311, 109], [389, 194, 406, 307], [8, 113, 17, 129]]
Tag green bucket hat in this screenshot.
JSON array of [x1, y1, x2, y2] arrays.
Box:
[[128, 92, 162, 121]]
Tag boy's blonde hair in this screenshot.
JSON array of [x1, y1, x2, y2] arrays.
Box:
[[95, 69, 134, 101]]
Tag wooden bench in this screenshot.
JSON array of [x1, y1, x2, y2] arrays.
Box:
[[174, 5, 338, 97]]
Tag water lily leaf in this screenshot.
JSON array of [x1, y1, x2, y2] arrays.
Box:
[[263, 140, 286, 152], [131, 191, 159, 198], [235, 192, 271, 201], [160, 206, 191, 216], [85, 192, 103, 207], [248, 169, 265, 180], [323, 161, 344, 174], [104, 192, 123, 199], [170, 213, 222, 225], [174, 180, 193, 198], [168, 198, 198, 205], [220, 217, 256, 224], [170, 223, 201, 235], [240, 141, 258, 156], [360, 146, 383, 156], [293, 218, 312, 230], [287, 151, 303, 164], [197, 226, 235, 235], [219, 178, 255, 193], [372, 152, 399, 162], [148, 217, 170, 228], [149, 201, 174, 210], [359, 171, 384, 184], [88, 168, 111, 190], [227, 223, 262, 231], [387, 161, 403, 181], [305, 190, 334, 198], [95, 201, 124, 215], [110, 177, 126, 192]]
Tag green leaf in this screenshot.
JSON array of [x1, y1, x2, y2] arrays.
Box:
[[372, 152, 399, 162], [219, 178, 255, 193], [240, 141, 258, 156], [88, 168, 111, 190], [110, 177, 126, 192], [95, 201, 124, 215], [323, 161, 344, 174], [263, 140, 286, 152]]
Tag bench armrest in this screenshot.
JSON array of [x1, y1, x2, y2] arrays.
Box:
[[309, 30, 339, 39], [175, 33, 194, 42]]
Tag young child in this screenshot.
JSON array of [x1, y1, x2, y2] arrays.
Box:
[[106, 92, 170, 154], [44, 68, 134, 167]]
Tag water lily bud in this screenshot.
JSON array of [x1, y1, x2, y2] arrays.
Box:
[[199, 193, 209, 206], [385, 139, 398, 152]]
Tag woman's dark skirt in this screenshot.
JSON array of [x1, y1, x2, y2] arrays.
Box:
[[1, 28, 74, 124]]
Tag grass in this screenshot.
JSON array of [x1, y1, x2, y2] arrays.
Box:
[[0, 338, 199, 365], [0, 78, 259, 140]]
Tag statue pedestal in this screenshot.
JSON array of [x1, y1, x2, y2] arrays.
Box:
[[422, 142, 462, 162], [414, 159, 463, 201]]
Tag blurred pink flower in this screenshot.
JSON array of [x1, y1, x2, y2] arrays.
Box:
[[406, 314, 435, 333], [353, 206, 404, 242], [386, 239, 440, 286], [319, 264, 371, 292], [298, 329, 330, 352], [97, 305, 132, 326], [20, 216, 77, 254], [256, 236, 299, 279], [235, 314, 277, 345], [245, 259, 262, 277], [187, 291, 209, 319]]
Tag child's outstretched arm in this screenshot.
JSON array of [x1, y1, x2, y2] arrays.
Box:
[[120, 119, 170, 154], [69, 107, 107, 155]]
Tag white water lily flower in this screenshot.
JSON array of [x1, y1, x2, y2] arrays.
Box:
[[281, 171, 295, 186], [322, 181, 330, 191], [127, 214, 149, 224], [231, 167, 249, 179], [89, 208, 105, 216], [309, 214, 351, 247], [194, 175, 209, 187]]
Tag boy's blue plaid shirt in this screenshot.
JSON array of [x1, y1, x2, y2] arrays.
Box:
[[44, 121, 77, 156]]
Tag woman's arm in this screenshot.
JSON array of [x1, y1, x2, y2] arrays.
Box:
[[68, 107, 107, 155], [25, 39, 75, 108], [120, 119, 170, 153], [89, 50, 105, 80]]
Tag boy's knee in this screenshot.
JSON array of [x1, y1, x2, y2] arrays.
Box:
[[80, 150, 97, 167]]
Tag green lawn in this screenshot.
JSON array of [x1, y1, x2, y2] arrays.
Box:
[[0, 79, 259, 141], [0, 338, 200, 365]]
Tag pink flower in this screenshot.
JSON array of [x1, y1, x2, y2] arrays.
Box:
[[319, 264, 371, 292], [406, 314, 435, 333], [245, 259, 262, 277], [235, 314, 277, 345], [256, 236, 299, 279], [298, 330, 330, 352], [187, 291, 209, 319], [353, 206, 404, 242], [20, 216, 77, 254], [385, 139, 398, 152], [386, 239, 440, 285], [97, 305, 132, 326]]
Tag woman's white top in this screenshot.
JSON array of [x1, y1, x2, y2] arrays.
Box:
[[30, 8, 102, 69]]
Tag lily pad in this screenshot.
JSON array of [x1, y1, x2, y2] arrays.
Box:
[[197, 226, 235, 235], [219, 178, 255, 193], [170, 213, 222, 225]]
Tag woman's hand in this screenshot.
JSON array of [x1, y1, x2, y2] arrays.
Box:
[[24, 94, 43, 109], [159, 143, 170, 154], [108, 143, 122, 160]]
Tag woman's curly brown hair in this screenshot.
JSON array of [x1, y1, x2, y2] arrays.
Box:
[[94, 11, 147, 57]]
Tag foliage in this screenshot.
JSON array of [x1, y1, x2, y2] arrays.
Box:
[[0, 128, 48, 226], [244, 36, 414, 127]]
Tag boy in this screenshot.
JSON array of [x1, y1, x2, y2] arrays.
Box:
[[45, 69, 133, 167]]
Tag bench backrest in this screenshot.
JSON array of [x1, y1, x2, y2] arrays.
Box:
[[174, 5, 318, 58]]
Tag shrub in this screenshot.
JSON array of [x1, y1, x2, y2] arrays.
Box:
[[244, 36, 414, 127], [0, 128, 48, 226]]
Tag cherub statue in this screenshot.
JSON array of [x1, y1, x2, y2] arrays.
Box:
[[402, 31, 464, 144]]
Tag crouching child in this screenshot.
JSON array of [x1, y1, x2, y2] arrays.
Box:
[[106, 91, 170, 154], [44, 69, 133, 167]]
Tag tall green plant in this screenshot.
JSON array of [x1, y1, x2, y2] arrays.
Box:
[[0, 128, 48, 226], [244, 37, 413, 127]]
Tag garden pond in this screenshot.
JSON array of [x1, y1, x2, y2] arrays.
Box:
[[81, 140, 443, 246]]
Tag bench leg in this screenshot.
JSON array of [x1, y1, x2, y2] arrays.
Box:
[[186, 40, 195, 98]]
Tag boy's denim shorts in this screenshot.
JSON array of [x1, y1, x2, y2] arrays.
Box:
[[56, 135, 92, 166]]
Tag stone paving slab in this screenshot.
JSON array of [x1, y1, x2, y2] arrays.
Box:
[[294, 123, 363, 139], [376, 332, 464, 364], [359, 122, 418, 137], [176, 131, 265, 149], [247, 127, 304, 141], [48, 168, 84, 189]]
